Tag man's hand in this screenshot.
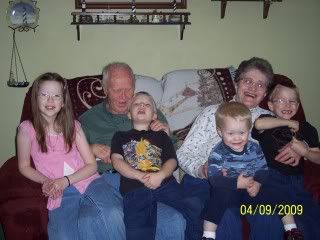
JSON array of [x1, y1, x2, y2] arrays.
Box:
[[237, 173, 253, 189], [91, 144, 111, 163], [197, 162, 208, 179], [247, 181, 261, 197], [150, 120, 170, 135], [275, 142, 301, 166]]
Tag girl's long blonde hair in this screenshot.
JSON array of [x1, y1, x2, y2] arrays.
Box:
[[31, 72, 75, 152]]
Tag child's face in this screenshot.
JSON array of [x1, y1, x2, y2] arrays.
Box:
[[268, 86, 299, 120], [38, 81, 64, 121], [128, 94, 157, 124], [218, 117, 250, 152]]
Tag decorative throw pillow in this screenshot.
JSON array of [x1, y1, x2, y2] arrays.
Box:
[[160, 68, 236, 133]]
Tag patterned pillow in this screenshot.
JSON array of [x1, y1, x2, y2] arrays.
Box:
[[160, 68, 236, 146]]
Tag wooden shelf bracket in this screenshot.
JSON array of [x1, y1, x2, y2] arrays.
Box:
[[211, 0, 282, 19]]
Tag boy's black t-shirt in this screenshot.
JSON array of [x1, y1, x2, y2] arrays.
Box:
[[252, 114, 320, 175], [111, 129, 177, 194]]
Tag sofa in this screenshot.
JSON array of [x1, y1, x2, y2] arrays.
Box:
[[0, 67, 319, 240]]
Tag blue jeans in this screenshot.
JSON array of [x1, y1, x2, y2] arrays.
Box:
[[264, 169, 320, 240], [48, 186, 82, 240], [123, 180, 202, 240], [181, 174, 284, 240], [78, 173, 186, 240]]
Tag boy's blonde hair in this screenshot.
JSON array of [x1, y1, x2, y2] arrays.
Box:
[[130, 91, 157, 112], [268, 77, 300, 103], [215, 102, 252, 129]]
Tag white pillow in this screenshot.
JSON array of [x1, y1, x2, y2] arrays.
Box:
[[135, 74, 163, 107]]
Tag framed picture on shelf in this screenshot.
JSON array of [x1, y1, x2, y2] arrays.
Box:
[[75, 0, 187, 9]]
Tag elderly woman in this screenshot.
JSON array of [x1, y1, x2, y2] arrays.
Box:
[[177, 57, 300, 240]]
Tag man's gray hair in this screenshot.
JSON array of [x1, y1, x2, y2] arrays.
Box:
[[101, 62, 135, 88]]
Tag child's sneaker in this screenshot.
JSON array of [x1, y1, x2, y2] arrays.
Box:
[[284, 228, 303, 240]]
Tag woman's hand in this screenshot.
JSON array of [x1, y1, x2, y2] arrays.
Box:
[[197, 162, 208, 179], [275, 142, 301, 166]]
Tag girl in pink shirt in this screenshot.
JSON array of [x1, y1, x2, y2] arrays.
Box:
[[17, 72, 100, 239]]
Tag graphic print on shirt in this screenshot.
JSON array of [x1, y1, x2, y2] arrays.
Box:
[[123, 138, 162, 171], [270, 127, 294, 149], [208, 141, 267, 178], [64, 162, 75, 176]]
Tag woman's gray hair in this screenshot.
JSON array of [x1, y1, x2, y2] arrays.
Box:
[[101, 62, 135, 89], [234, 57, 274, 89]]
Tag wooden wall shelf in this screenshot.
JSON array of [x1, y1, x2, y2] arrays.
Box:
[[71, 11, 191, 40], [211, 0, 282, 19]]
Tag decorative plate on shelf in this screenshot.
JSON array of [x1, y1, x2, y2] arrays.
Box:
[[6, 0, 39, 30]]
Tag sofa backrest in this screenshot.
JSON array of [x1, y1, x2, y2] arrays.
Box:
[[20, 70, 305, 133]]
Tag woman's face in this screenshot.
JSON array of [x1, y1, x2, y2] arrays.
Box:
[[235, 69, 268, 109]]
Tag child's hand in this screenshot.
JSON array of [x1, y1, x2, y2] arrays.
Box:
[[46, 177, 69, 199], [42, 179, 52, 197], [291, 138, 309, 158], [42, 179, 63, 199], [136, 171, 149, 184], [221, 168, 228, 176], [237, 173, 253, 189], [143, 171, 165, 190], [288, 120, 299, 133], [247, 181, 261, 197]]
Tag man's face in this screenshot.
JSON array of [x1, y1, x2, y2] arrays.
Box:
[[235, 69, 268, 109], [105, 68, 135, 114]]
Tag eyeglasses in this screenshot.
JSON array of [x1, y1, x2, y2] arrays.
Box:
[[38, 92, 63, 101], [271, 99, 299, 106], [240, 78, 267, 91]]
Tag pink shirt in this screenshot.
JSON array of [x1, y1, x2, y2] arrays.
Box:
[[19, 120, 98, 210]]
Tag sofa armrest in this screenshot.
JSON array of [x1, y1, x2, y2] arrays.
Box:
[[0, 157, 48, 240]]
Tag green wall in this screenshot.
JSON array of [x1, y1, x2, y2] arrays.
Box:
[[0, 0, 319, 165]]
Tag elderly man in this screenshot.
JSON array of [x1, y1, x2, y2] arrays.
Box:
[[177, 57, 302, 240], [78, 62, 185, 240]]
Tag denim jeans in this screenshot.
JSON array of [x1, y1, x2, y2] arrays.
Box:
[[263, 169, 320, 240], [48, 186, 82, 240], [123, 180, 202, 240], [181, 174, 284, 240], [78, 173, 186, 240]]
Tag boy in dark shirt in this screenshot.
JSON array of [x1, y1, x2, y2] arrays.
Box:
[[202, 102, 299, 240], [253, 78, 320, 240], [111, 91, 201, 240]]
